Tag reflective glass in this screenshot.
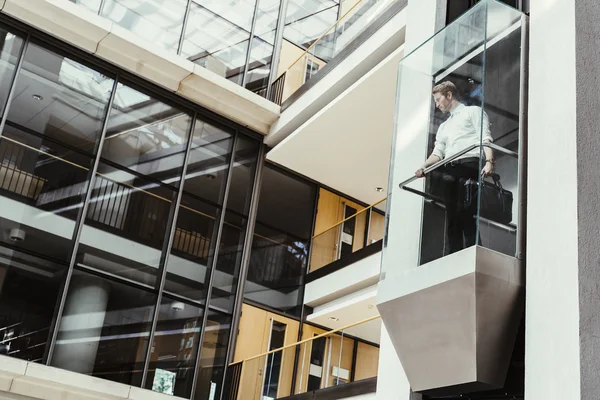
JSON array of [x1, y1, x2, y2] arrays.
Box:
[[52, 269, 156, 386], [163, 119, 234, 301], [0, 42, 114, 263], [245, 165, 316, 317], [76, 82, 191, 286], [208, 136, 259, 312], [284, 0, 338, 48], [245, 0, 281, 94], [193, 310, 232, 400], [0, 29, 24, 117], [145, 297, 204, 398], [101, 0, 187, 53], [0, 246, 66, 363], [182, 0, 258, 85]]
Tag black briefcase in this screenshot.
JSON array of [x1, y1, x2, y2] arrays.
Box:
[[464, 174, 513, 224]]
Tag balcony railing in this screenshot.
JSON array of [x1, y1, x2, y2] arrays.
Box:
[[274, 0, 399, 105], [224, 316, 380, 400], [309, 198, 385, 273]]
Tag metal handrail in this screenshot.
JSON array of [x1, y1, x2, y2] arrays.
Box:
[[312, 197, 386, 239], [398, 143, 517, 189], [232, 315, 381, 365]]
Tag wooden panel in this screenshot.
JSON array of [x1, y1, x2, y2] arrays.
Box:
[[368, 212, 385, 244], [354, 342, 380, 381], [269, 313, 300, 398], [326, 336, 354, 386], [235, 304, 268, 400], [294, 325, 329, 394], [310, 189, 341, 272]]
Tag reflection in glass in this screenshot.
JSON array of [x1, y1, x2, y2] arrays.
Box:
[[101, 0, 187, 53], [193, 311, 232, 400], [76, 82, 191, 286], [0, 29, 24, 117], [68, 0, 102, 14], [164, 120, 234, 301], [52, 269, 156, 386], [0, 246, 66, 363], [284, 0, 338, 49], [209, 137, 259, 313], [181, 0, 258, 85], [0, 42, 114, 263], [145, 297, 204, 398]]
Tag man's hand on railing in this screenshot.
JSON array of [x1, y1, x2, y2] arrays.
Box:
[[415, 168, 426, 178]]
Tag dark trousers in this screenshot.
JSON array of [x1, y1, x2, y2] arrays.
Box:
[[440, 157, 480, 254]]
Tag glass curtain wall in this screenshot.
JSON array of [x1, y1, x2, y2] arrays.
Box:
[[0, 22, 262, 400], [67, 0, 344, 100]]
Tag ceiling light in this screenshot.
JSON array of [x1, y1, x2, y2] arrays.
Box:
[[32, 94, 43, 101], [206, 174, 216, 180], [375, 187, 384, 192], [328, 316, 339, 322], [368, 304, 374, 309]]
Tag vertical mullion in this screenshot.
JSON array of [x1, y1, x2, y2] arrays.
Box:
[[189, 132, 240, 399], [140, 115, 197, 388], [98, 0, 107, 15], [0, 36, 28, 137], [177, 0, 193, 56], [219, 142, 265, 397], [45, 73, 120, 364], [266, 0, 290, 99], [241, 0, 261, 87]]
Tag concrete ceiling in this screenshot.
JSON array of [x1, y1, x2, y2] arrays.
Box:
[[267, 45, 405, 208]]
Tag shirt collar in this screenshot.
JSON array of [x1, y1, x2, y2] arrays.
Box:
[[449, 103, 465, 118]]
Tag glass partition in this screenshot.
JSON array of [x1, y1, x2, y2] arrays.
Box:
[[383, 0, 526, 272]]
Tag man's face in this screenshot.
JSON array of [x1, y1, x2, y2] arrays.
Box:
[[433, 92, 452, 113]]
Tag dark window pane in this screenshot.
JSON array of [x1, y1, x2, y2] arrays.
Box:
[[245, 165, 315, 317], [52, 269, 156, 387], [8, 42, 114, 153], [0, 43, 114, 263], [75, 82, 191, 287], [193, 310, 232, 400], [0, 246, 66, 363], [145, 297, 204, 398], [77, 164, 178, 286], [100, 0, 187, 53], [103, 82, 192, 186], [225, 136, 259, 216], [163, 119, 234, 301], [0, 29, 24, 117]]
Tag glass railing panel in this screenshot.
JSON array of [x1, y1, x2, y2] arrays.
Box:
[[383, 0, 526, 275], [309, 201, 384, 273], [278, 0, 401, 103], [227, 317, 380, 399]]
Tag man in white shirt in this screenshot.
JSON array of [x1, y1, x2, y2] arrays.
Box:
[[415, 81, 494, 254]]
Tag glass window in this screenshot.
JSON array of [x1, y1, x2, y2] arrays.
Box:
[[245, 165, 316, 317], [163, 119, 234, 301], [284, 0, 339, 49], [193, 310, 232, 400], [245, 0, 281, 94], [145, 296, 204, 398], [100, 0, 188, 53], [0, 41, 114, 263], [76, 82, 192, 287], [208, 136, 259, 313], [181, 0, 258, 85], [51, 269, 156, 386], [0, 246, 66, 363], [0, 28, 24, 117]]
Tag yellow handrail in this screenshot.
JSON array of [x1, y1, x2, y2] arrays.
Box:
[[311, 197, 386, 239], [233, 315, 381, 365], [285, 0, 367, 73]]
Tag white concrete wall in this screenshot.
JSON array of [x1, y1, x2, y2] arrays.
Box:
[[526, 0, 581, 398]]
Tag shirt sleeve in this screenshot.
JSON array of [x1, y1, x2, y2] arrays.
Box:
[[432, 125, 447, 159], [471, 107, 493, 143]]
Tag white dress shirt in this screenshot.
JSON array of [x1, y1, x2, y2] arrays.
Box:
[[432, 103, 493, 161]]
